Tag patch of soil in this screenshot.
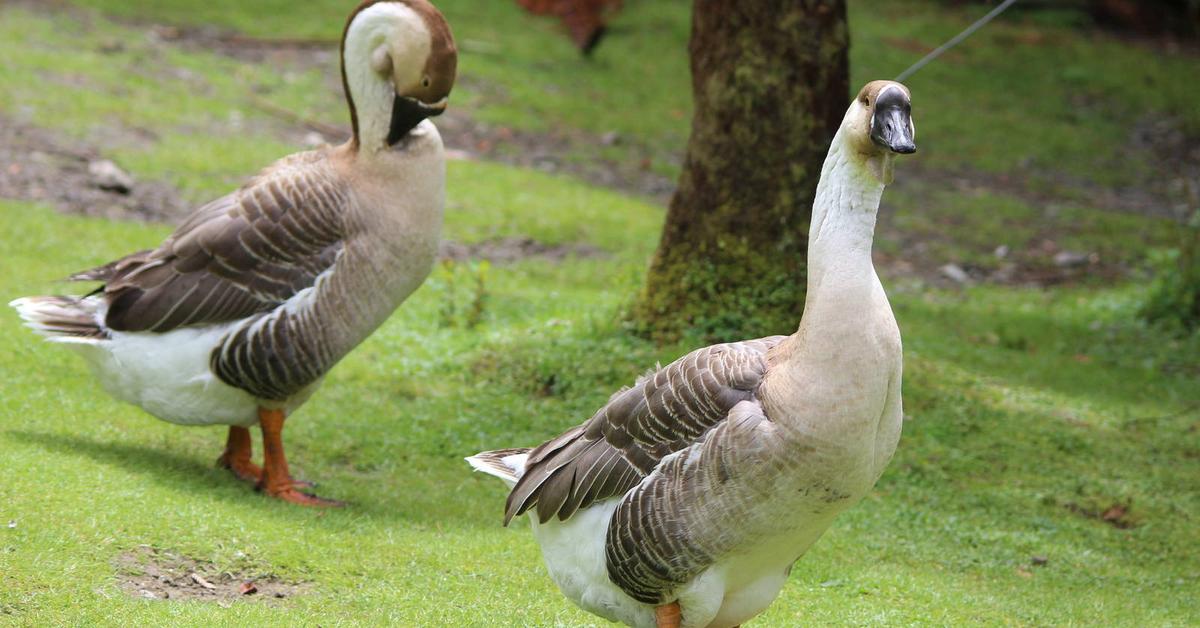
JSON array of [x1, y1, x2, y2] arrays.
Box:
[[439, 236, 605, 264], [98, 12, 679, 203], [879, 108, 1200, 288], [9, 1, 1196, 288], [1063, 501, 1139, 529], [114, 546, 307, 602], [1128, 114, 1200, 219], [435, 108, 678, 203], [0, 115, 189, 222]]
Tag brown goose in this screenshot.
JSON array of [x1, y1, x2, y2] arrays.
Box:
[[469, 81, 916, 627], [10, 0, 457, 506]]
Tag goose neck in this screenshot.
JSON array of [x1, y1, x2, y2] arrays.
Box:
[[343, 34, 398, 154], [805, 130, 886, 293]]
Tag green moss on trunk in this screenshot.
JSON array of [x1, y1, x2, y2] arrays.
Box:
[[630, 0, 849, 342]]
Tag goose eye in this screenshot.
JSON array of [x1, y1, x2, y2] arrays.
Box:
[[421, 76, 431, 88]]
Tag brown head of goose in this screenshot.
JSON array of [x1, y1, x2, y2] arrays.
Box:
[[10, 0, 457, 507], [468, 81, 916, 627]]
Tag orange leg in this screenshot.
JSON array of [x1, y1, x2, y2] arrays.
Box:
[[257, 407, 342, 507], [216, 426, 262, 483], [654, 602, 681, 628], [216, 425, 313, 488]]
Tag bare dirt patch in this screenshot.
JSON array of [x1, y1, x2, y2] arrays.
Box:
[[10, 1, 1196, 287], [878, 111, 1200, 289], [439, 236, 605, 264], [435, 109, 678, 203], [114, 546, 307, 603], [102, 14, 678, 203], [0, 115, 188, 222], [1, 113, 605, 264]]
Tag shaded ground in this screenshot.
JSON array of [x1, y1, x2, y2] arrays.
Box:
[[2, 0, 1197, 288], [156, 15, 1199, 225], [440, 236, 604, 264], [122, 16, 679, 202], [115, 546, 306, 603], [876, 106, 1200, 287], [0, 115, 188, 221], [0, 114, 601, 264], [1, 100, 1175, 285]]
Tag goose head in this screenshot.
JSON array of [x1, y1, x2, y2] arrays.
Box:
[[842, 80, 916, 184], [341, 0, 457, 153]]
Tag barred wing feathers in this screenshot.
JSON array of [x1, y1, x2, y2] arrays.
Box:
[[503, 336, 785, 525], [74, 150, 348, 334]]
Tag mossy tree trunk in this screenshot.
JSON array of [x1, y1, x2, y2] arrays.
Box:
[[630, 0, 849, 342]]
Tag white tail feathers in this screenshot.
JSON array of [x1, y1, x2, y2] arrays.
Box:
[[9, 296, 108, 343], [466, 448, 531, 488]]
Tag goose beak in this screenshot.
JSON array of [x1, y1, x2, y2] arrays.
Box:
[[870, 88, 916, 155], [386, 96, 448, 146]]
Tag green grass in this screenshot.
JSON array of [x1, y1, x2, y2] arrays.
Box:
[[55, 0, 1200, 189], [879, 183, 1182, 273], [7, 0, 1189, 275], [2, 193, 1197, 624], [2, 0, 1199, 625]]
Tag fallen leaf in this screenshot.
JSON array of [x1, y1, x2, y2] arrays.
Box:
[[1016, 567, 1033, 578], [239, 582, 258, 596], [1102, 504, 1128, 522]]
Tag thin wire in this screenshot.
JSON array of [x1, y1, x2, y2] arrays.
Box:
[[895, 0, 1020, 82]]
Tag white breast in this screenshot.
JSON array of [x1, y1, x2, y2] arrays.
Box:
[[528, 497, 833, 628]]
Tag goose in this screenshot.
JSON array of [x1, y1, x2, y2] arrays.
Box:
[[10, 0, 457, 507], [468, 81, 917, 627]]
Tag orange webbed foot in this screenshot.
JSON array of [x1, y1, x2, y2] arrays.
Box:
[[261, 485, 346, 508], [217, 425, 263, 483], [256, 407, 341, 507], [217, 452, 264, 483]]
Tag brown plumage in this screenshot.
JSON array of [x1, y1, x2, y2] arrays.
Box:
[[12, 0, 459, 507], [470, 80, 917, 627], [84, 153, 346, 335], [497, 338, 786, 605], [505, 338, 784, 526]]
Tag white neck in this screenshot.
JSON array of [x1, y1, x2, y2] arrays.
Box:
[[343, 3, 430, 154], [765, 126, 889, 369], [759, 126, 899, 437], [805, 127, 886, 296]]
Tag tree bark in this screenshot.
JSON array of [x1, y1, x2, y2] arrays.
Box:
[[631, 0, 849, 341]]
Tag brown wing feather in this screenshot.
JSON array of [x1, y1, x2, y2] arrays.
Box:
[[604, 401, 780, 604], [504, 335, 785, 524], [73, 150, 349, 333]]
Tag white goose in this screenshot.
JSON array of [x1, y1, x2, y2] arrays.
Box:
[[11, 0, 457, 506], [469, 81, 917, 627]]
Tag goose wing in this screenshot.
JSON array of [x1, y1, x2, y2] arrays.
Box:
[[74, 150, 349, 333], [504, 335, 786, 525], [605, 398, 782, 604]]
